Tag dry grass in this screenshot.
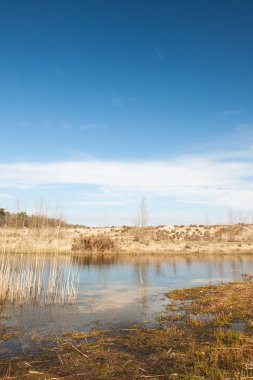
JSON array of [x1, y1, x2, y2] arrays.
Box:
[[0, 253, 79, 305], [168, 281, 253, 326], [1, 282, 253, 379], [1, 223, 253, 255], [0, 226, 71, 254]]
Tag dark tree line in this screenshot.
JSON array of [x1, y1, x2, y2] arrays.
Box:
[[0, 208, 66, 228]]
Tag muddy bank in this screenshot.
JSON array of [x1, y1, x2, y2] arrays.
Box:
[[0, 281, 253, 379]]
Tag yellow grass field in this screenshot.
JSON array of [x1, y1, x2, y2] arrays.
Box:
[[1, 224, 253, 255]]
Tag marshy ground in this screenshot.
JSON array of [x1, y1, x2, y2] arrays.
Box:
[[0, 281, 253, 379], [1, 223, 253, 379]]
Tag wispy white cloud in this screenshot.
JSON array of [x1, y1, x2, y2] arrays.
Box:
[[222, 109, 241, 116], [236, 123, 253, 132], [72, 200, 124, 207], [1, 148, 253, 210], [26, 120, 107, 131], [110, 95, 139, 108], [79, 123, 109, 130], [18, 121, 30, 128], [61, 121, 72, 130], [41, 119, 54, 128], [0, 193, 13, 199], [111, 96, 124, 108]]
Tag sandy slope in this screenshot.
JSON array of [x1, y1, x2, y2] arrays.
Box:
[[0, 224, 253, 255]]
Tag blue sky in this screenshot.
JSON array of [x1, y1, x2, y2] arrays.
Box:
[[1, 0, 253, 225]]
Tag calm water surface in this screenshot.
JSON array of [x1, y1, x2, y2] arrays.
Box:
[[2, 253, 253, 334]]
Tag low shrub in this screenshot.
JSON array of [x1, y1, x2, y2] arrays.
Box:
[[72, 234, 118, 254]]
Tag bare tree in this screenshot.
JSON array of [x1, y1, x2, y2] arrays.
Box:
[[138, 197, 148, 227]]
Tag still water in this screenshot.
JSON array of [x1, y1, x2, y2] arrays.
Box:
[[2, 253, 253, 334]]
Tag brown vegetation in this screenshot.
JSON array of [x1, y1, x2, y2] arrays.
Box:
[[72, 234, 118, 254], [1, 282, 253, 379]]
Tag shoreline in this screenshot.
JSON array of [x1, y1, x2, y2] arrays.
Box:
[[0, 281, 253, 379]]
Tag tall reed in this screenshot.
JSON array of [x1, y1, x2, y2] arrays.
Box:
[[0, 253, 79, 305]]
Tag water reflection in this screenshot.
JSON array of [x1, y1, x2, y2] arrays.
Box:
[[2, 253, 253, 334]]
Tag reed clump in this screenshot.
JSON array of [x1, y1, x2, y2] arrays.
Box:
[[72, 234, 118, 254], [0, 253, 79, 305]]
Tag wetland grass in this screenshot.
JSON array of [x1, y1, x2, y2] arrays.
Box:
[[0, 252, 79, 305], [1, 282, 253, 379]]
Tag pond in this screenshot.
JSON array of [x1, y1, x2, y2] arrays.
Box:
[[1, 253, 253, 335]]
